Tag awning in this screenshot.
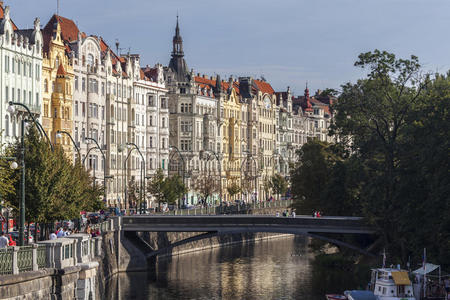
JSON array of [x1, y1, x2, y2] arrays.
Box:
[[391, 271, 411, 285], [412, 263, 440, 275]]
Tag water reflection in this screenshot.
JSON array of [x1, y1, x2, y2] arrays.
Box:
[[104, 236, 354, 300]]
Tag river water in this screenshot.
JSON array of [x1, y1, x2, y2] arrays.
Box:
[[104, 236, 363, 300]]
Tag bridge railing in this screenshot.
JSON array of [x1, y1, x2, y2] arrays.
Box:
[[0, 244, 46, 275], [156, 199, 293, 216]]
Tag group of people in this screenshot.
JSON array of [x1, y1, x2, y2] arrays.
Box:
[[312, 211, 322, 218], [49, 227, 77, 240], [85, 225, 101, 238], [276, 209, 296, 217]]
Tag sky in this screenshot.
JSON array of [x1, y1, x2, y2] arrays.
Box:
[[7, 0, 450, 96]]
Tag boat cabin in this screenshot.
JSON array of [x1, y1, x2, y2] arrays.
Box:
[[370, 268, 415, 299]]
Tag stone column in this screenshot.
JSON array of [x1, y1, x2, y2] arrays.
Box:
[[12, 246, 19, 275], [32, 244, 38, 271]]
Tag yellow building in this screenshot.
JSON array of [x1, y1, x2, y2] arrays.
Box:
[[41, 20, 74, 158], [220, 80, 242, 201]]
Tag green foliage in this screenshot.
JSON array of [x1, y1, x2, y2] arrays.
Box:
[[269, 174, 288, 200], [147, 169, 186, 207], [5, 128, 103, 224], [227, 182, 241, 198], [291, 50, 450, 268], [319, 88, 339, 97], [0, 146, 17, 209], [193, 172, 220, 204]]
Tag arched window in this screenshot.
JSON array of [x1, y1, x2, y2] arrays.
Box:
[[82, 55, 86, 66], [55, 56, 59, 68], [5, 115, 9, 136], [87, 54, 94, 67], [81, 128, 85, 141], [44, 79, 48, 92]]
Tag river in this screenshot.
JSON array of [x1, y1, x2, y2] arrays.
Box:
[[104, 236, 365, 300]]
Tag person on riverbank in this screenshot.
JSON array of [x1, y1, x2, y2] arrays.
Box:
[[291, 210, 296, 218], [0, 231, 9, 248]]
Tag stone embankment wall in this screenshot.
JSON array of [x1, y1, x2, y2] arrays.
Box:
[[0, 207, 293, 299]]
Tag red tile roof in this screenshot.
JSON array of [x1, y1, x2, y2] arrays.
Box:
[[56, 63, 67, 76], [254, 79, 274, 95], [194, 76, 240, 96], [0, 5, 18, 31]]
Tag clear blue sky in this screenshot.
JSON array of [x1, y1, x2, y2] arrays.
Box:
[[7, 0, 450, 96]]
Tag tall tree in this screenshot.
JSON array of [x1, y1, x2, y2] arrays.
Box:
[[193, 173, 220, 206], [269, 174, 288, 201], [5, 128, 102, 224]]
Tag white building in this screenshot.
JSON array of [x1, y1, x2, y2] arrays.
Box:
[[0, 5, 42, 144]]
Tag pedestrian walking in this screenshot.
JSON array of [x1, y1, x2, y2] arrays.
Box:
[[0, 231, 9, 248], [292, 210, 296, 218], [56, 227, 65, 238], [49, 231, 57, 240]]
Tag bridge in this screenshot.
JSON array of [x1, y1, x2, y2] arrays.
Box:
[[119, 215, 377, 257]]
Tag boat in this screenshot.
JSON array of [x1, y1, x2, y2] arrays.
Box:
[[368, 268, 415, 300], [325, 295, 347, 300], [344, 290, 377, 300]]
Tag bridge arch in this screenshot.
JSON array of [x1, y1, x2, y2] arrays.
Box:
[[143, 229, 375, 258]]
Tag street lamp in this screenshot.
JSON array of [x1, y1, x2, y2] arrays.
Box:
[[169, 145, 185, 208], [8, 101, 55, 246], [123, 143, 145, 214], [8, 102, 54, 151], [56, 130, 81, 163], [240, 151, 258, 204], [84, 137, 109, 203], [200, 149, 222, 205]]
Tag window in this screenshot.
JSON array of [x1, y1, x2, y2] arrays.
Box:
[[35, 64, 40, 80], [75, 76, 79, 90], [149, 136, 153, 148], [162, 118, 166, 128], [101, 82, 105, 95], [148, 95, 154, 106], [5, 86, 8, 101], [12, 59, 15, 73], [44, 79, 48, 92], [82, 78, 86, 92], [87, 54, 94, 67], [4, 55, 9, 73], [18, 61, 21, 75], [82, 103, 86, 117], [17, 89, 20, 101], [75, 101, 79, 116], [149, 115, 153, 126], [5, 115, 9, 136]]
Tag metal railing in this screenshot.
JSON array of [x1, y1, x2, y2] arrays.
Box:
[[155, 199, 293, 216], [0, 245, 46, 275]]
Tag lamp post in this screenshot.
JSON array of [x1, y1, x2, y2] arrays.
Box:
[[169, 145, 185, 208], [7, 102, 52, 246], [8, 101, 53, 151], [240, 151, 258, 204], [56, 130, 81, 163], [200, 149, 222, 205], [84, 137, 110, 203], [125, 143, 145, 214]]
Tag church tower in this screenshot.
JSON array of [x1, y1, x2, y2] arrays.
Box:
[[168, 16, 190, 82]]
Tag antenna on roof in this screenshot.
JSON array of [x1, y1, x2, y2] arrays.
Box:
[[56, 0, 60, 16]]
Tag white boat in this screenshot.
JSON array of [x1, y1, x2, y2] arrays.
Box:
[[369, 268, 415, 300]]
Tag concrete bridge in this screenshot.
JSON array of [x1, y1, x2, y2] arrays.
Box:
[[120, 215, 376, 257]]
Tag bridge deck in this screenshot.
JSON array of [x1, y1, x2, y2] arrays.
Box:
[[120, 215, 374, 235]]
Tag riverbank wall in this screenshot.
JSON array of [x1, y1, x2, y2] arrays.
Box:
[[0, 205, 293, 299]]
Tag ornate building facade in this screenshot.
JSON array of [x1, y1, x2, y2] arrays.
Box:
[[0, 5, 42, 144], [42, 19, 74, 157]]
